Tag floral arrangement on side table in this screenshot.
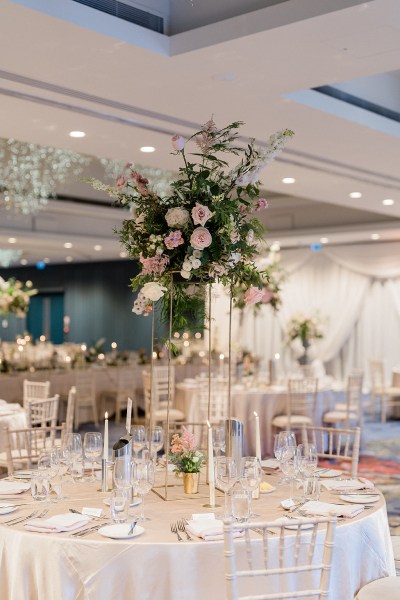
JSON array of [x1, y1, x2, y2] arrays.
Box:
[[88, 119, 294, 331], [286, 313, 324, 364], [0, 277, 37, 316]]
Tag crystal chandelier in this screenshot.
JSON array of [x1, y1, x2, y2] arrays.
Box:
[[0, 138, 92, 214], [0, 248, 22, 267]]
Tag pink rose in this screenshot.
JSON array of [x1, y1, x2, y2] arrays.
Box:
[[191, 203, 213, 226], [116, 174, 127, 189], [164, 230, 184, 250], [244, 287, 264, 305], [255, 198, 268, 211], [261, 290, 273, 303], [172, 134, 186, 151], [190, 227, 212, 250]]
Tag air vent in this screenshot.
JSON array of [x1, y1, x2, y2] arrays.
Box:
[[72, 0, 164, 34]]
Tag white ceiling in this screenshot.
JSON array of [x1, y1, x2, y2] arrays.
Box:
[[0, 0, 400, 266]]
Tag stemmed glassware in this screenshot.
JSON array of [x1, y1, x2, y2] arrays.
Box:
[[280, 453, 300, 502], [83, 432, 103, 482], [240, 457, 262, 518], [297, 443, 318, 478], [65, 433, 83, 481], [132, 426, 146, 459], [212, 426, 225, 457], [274, 431, 296, 482], [132, 459, 155, 522], [147, 426, 164, 463], [215, 456, 238, 518]]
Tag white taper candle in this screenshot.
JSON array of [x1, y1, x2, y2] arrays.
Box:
[[103, 412, 109, 460], [254, 411, 261, 461], [207, 420, 215, 506], [126, 397, 133, 434]]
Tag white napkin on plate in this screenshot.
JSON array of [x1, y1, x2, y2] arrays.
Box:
[[186, 519, 243, 542], [320, 477, 374, 491], [0, 481, 30, 495], [24, 513, 89, 533], [301, 500, 364, 519]]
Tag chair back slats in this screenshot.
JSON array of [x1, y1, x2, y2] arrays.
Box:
[[27, 395, 59, 429], [23, 379, 50, 408], [4, 423, 66, 475], [301, 424, 360, 477], [224, 516, 337, 600], [287, 377, 318, 426]]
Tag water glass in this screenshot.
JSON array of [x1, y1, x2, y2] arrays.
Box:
[[212, 426, 225, 456], [31, 473, 50, 501], [215, 456, 238, 518], [231, 489, 250, 523], [132, 426, 146, 458], [83, 432, 103, 481], [147, 426, 164, 462], [113, 456, 133, 490], [303, 475, 320, 501], [110, 489, 129, 523], [132, 459, 155, 521]]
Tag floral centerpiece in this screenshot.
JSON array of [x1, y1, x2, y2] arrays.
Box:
[[233, 257, 286, 312], [286, 313, 324, 364], [169, 428, 205, 493], [0, 277, 37, 316], [88, 119, 294, 331]]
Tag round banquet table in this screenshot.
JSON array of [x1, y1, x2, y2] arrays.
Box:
[[0, 471, 394, 600], [0, 403, 27, 453]]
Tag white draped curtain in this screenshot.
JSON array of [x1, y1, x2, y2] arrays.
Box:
[[211, 242, 400, 385]]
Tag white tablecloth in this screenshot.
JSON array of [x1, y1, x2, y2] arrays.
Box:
[[0, 403, 27, 453], [0, 473, 394, 600]]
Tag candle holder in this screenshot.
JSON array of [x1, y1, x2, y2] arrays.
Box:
[[101, 458, 107, 492]]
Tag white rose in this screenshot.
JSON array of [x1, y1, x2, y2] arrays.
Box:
[[229, 252, 242, 265], [191, 258, 201, 269], [180, 269, 191, 279], [141, 282, 167, 302], [192, 250, 202, 258], [182, 260, 192, 272], [165, 207, 190, 228]]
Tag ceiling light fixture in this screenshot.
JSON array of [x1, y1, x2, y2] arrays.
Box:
[[119, 251, 128, 258], [0, 138, 91, 214], [65, 256, 74, 262], [8, 237, 16, 244], [140, 146, 155, 153], [69, 131, 86, 138], [349, 192, 362, 199], [43, 257, 50, 263], [20, 258, 28, 266], [64, 242, 72, 249], [94, 245, 102, 251], [382, 198, 394, 206], [282, 177, 295, 184], [371, 233, 380, 240], [320, 237, 329, 244]]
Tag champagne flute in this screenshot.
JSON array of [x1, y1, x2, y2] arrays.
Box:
[[297, 443, 318, 478], [212, 426, 225, 457], [240, 457, 262, 518], [132, 425, 146, 458], [83, 432, 103, 481], [215, 456, 238, 519], [147, 426, 164, 463], [132, 459, 155, 521]]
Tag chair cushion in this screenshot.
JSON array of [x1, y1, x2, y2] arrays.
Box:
[[271, 415, 311, 428], [335, 402, 358, 411], [356, 576, 400, 599], [324, 410, 358, 423], [154, 408, 185, 421]]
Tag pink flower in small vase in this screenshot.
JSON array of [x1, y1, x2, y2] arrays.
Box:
[[190, 227, 212, 250], [171, 134, 186, 151], [116, 174, 127, 189], [192, 203, 213, 226], [244, 287, 264, 305], [164, 230, 184, 250]]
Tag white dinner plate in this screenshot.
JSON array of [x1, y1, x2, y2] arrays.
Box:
[[103, 497, 142, 508], [98, 524, 145, 539], [0, 503, 17, 515], [318, 469, 342, 478], [340, 494, 380, 504], [13, 471, 33, 480]]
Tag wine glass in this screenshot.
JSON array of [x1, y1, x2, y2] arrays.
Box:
[[147, 426, 164, 463], [297, 443, 318, 478], [113, 456, 133, 491], [274, 431, 296, 482], [83, 432, 103, 481], [132, 459, 155, 521], [65, 433, 83, 461], [215, 456, 238, 518], [212, 426, 225, 457], [132, 425, 146, 458], [240, 457, 262, 518], [280, 454, 300, 502]]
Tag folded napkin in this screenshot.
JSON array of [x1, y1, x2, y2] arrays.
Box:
[[0, 481, 30, 495], [186, 519, 244, 542], [301, 500, 364, 519], [261, 459, 280, 470], [320, 477, 374, 492], [24, 513, 89, 533]]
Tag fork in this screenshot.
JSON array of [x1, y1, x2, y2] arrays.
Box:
[[177, 519, 192, 540], [4, 510, 39, 526], [170, 522, 183, 541], [71, 524, 103, 537]]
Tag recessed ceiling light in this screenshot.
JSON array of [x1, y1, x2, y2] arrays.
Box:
[[140, 146, 155, 153], [382, 198, 394, 206], [371, 233, 380, 240], [119, 251, 128, 258], [69, 131, 86, 138], [20, 258, 28, 265], [65, 256, 74, 262], [282, 177, 295, 184], [94, 245, 102, 251], [8, 237, 16, 244], [349, 192, 362, 199], [64, 242, 72, 249], [320, 237, 329, 244], [43, 257, 50, 264]]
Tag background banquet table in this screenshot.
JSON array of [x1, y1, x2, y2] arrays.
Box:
[[0, 403, 26, 453], [175, 381, 335, 456], [0, 473, 394, 600]]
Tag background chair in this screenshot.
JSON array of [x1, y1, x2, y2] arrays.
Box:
[[369, 359, 400, 422], [74, 370, 98, 428], [271, 377, 318, 431], [142, 370, 184, 425], [2, 424, 66, 475], [27, 394, 60, 429], [301, 424, 360, 477], [224, 515, 337, 600], [100, 366, 137, 424], [324, 371, 364, 428], [23, 379, 50, 408]]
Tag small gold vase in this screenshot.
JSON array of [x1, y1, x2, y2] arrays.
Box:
[[182, 472, 200, 494]]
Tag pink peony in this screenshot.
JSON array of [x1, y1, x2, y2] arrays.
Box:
[[116, 174, 127, 189], [139, 254, 169, 275], [171, 134, 186, 151], [244, 287, 264, 305], [191, 202, 213, 226], [190, 227, 212, 250], [255, 198, 268, 212], [261, 290, 273, 303], [164, 230, 184, 250]]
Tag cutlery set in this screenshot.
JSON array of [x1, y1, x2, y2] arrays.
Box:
[[170, 520, 192, 541], [3, 509, 48, 526]]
